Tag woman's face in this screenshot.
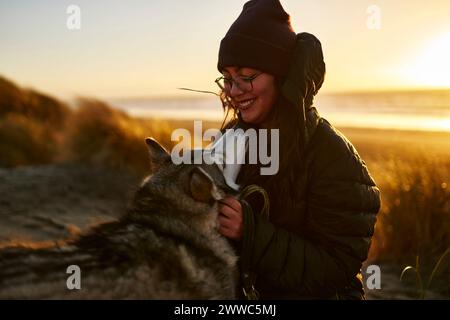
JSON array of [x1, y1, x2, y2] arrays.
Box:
[[222, 67, 278, 125]]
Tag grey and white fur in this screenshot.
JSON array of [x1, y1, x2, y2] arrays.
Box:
[[0, 138, 239, 299]]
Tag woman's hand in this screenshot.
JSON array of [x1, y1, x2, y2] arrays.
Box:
[[218, 195, 243, 241]]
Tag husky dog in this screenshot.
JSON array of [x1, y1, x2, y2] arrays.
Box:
[[0, 138, 238, 299]]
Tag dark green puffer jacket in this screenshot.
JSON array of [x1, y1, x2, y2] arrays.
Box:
[[237, 108, 381, 300]]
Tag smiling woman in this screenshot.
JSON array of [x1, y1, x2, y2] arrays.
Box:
[[218, 67, 278, 125], [214, 0, 380, 300]]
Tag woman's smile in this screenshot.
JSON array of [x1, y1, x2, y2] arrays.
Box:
[[236, 97, 257, 110]]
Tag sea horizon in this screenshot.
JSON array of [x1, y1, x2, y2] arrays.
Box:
[[106, 89, 450, 133]]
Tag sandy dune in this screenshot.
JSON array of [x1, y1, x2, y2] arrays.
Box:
[[0, 164, 139, 243]]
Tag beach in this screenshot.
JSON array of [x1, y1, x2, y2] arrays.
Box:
[[1, 75, 448, 299]]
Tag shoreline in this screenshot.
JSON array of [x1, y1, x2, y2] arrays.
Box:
[[139, 116, 450, 135], [142, 117, 450, 155]]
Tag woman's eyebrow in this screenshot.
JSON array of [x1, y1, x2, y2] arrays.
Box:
[[223, 67, 255, 76], [224, 67, 241, 74], [237, 67, 254, 74], [238, 67, 258, 75]]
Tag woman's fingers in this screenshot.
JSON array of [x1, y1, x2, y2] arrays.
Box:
[[218, 225, 233, 238], [218, 203, 238, 219], [218, 214, 234, 229], [219, 196, 242, 212], [218, 220, 241, 240], [217, 194, 243, 240]]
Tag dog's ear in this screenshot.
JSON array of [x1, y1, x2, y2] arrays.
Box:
[[145, 138, 170, 173], [189, 167, 221, 204]]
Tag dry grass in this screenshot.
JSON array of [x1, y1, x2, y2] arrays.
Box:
[[61, 98, 173, 175], [0, 76, 69, 166], [340, 127, 450, 295], [340, 127, 450, 266]]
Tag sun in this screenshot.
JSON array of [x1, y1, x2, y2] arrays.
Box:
[[402, 30, 450, 88]]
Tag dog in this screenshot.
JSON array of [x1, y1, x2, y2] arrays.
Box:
[[0, 138, 238, 299]]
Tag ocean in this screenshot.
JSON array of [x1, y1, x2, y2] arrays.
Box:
[[107, 90, 450, 132]]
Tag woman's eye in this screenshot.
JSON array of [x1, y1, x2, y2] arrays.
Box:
[[240, 76, 253, 83]]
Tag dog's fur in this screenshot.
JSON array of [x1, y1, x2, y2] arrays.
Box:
[[0, 138, 238, 299]]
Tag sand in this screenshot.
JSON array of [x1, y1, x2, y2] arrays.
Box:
[[0, 164, 139, 243]]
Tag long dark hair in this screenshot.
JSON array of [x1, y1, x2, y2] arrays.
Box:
[[220, 33, 326, 233]]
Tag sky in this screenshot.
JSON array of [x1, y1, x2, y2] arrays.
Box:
[[1, 0, 450, 99]]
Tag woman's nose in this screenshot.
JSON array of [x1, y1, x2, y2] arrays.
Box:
[[229, 81, 244, 98]]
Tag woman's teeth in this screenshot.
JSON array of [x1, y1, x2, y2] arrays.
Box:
[[238, 99, 255, 109]]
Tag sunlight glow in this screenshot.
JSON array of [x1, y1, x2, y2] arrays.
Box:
[[403, 30, 450, 88]]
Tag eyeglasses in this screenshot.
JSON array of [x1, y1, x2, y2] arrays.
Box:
[[215, 72, 263, 93]]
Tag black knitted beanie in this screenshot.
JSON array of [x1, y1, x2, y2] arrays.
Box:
[[218, 0, 297, 77]]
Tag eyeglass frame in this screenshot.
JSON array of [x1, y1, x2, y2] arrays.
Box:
[[215, 72, 263, 94]]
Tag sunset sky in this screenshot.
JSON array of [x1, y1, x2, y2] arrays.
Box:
[[1, 0, 449, 99]]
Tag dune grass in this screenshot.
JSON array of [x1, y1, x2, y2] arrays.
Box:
[[341, 127, 450, 295], [0, 76, 70, 167], [341, 128, 450, 266], [61, 98, 175, 175]]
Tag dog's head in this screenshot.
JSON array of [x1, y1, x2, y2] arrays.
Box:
[[132, 138, 239, 235]]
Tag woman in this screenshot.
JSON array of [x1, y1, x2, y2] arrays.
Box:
[[215, 0, 381, 299]]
